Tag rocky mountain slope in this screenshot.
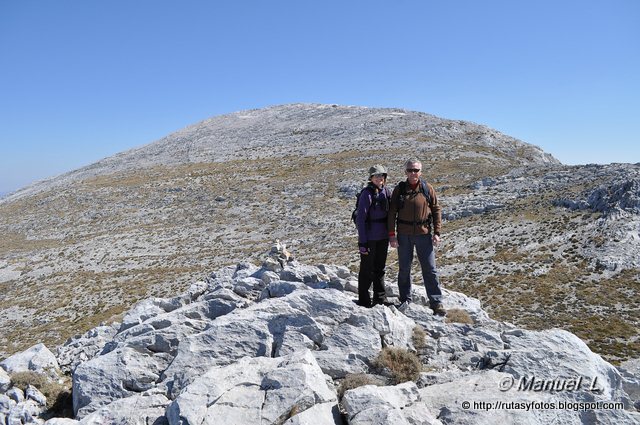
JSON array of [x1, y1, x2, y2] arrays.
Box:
[[0, 103, 638, 367], [4, 104, 556, 201], [1, 249, 639, 424]]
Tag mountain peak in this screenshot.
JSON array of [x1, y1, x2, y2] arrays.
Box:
[[3, 104, 557, 203]]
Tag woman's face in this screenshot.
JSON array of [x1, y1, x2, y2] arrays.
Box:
[[370, 173, 385, 189]]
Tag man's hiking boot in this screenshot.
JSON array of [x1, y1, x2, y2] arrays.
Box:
[[353, 299, 372, 308], [430, 303, 446, 316]]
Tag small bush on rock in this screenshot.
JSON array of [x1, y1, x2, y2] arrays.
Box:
[[337, 373, 381, 399], [10, 371, 48, 389], [412, 325, 427, 349], [374, 347, 422, 384], [445, 308, 474, 325], [10, 371, 73, 415], [288, 404, 300, 418]]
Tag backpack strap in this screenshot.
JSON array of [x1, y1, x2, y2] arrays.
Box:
[[420, 179, 432, 206], [398, 179, 431, 208], [352, 184, 376, 226], [368, 185, 390, 222], [363, 184, 389, 222], [397, 181, 407, 209]]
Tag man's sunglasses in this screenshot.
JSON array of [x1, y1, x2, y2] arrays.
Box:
[[406, 168, 421, 173]]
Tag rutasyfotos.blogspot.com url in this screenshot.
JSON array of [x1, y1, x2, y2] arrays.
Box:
[[461, 400, 624, 412]]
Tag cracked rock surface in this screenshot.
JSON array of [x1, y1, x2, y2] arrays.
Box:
[[1, 247, 638, 424], [0, 103, 638, 381]]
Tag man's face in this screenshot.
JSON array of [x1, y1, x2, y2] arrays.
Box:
[[405, 162, 422, 185]]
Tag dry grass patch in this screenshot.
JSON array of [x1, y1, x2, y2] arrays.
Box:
[[449, 263, 640, 363], [10, 371, 72, 415], [412, 326, 427, 349], [374, 347, 422, 384], [337, 373, 382, 399], [445, 308, 474, 325], [0, 232, 61, 254]]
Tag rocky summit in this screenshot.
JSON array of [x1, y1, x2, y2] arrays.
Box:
[[0, 104, 638, 373], [1, 244, 639, 424], [0, 103, 562, 359]]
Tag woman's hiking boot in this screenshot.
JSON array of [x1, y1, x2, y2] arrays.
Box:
[[430, 303, 446, 316]]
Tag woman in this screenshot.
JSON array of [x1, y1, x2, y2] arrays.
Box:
[[355, 164, 391, 307]]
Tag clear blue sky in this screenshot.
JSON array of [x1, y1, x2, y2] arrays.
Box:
[[1, 1, 638, 194]]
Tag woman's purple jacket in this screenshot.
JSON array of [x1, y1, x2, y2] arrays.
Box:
[[356, 184, 391, 244]]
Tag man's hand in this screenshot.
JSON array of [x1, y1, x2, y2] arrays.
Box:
[[433, 234, 441, 246], [389, 236, 398, 248], [359, 244, 369, 255]]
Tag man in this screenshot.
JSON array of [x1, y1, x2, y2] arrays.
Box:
[[388, 159, 446, 316]]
